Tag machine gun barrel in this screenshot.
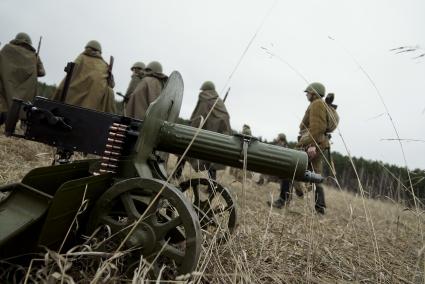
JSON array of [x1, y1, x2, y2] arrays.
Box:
[[156, 121, 311, 182]]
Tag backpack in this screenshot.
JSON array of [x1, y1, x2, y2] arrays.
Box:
[[325, 93, 339, 133]]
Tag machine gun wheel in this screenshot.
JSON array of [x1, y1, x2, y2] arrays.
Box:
[[179, 178, 237, 243], [87, 178, 202, 280]]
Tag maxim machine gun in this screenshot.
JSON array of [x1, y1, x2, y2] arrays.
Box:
[[0, 72, 323, 278]]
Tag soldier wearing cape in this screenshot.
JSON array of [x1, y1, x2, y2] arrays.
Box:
[[53, 40, 116, 113], [0, 32, 45, 124]]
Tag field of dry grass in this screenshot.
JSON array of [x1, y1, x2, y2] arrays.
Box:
[[0, 134, 424, 283], [0, 134, 53, 184], [210, 174, 424, 283]]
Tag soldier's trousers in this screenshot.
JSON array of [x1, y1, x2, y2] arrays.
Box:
[[279, 179, 292, 201], [287, 148, 327, 210], [311, 153, 326, 211], [315, 185, 326, 210], [282, 182, 325, 210], [0, 112, 6, 126]]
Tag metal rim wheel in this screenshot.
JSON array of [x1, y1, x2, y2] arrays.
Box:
[[87, 178, 202, 279], [179, 178, 237, 243]]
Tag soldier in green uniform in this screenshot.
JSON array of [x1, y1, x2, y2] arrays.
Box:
[[124, 61, 145, 100], [266, 133, 301, 208], [53, 40, 116, 113], [297, 82, 328, 214], [125, 61, 168, 119], [173, 81, 232, 180], [230, 124, 253, 180], [274, 133, 287, 147], [190, 81, 231, 134], [268, 83, 329, 213], [242, 124, 252, 136], [0, 32, 45, 124], [189, 81, 232, 179]]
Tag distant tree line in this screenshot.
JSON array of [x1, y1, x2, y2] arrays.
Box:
[[330, 152, 425, 207], [37, 82, 56, 99]]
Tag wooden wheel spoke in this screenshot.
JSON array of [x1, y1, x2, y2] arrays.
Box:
[[100, 215, 128, 233], [132, 194, 159, 216], [120, 192, 141, 219], [162, 244, 185, 264], [156, 216, 183, 238], [200, 202, 231, 229]]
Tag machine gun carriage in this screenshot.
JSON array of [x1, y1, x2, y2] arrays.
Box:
[[0, 71, 323, 279]]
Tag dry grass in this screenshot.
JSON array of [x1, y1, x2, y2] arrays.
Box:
[[208, 174, 424, 283], [0, 133, 53, 184], [0, 134, 424, 283]]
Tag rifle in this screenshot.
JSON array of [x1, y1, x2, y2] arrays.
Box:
[[107, 55, 115, 88], [223, 87, 231, 103], [36, 36, 42, 57], [116, 92, 129, 103], [60, 62, 76, 103], [109, 55, 114, 72]]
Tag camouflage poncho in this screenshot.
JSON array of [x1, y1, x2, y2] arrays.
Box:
[[124, 73, 143, 99], [0, 39, 45, 112], [189, 89, 231, 171], [53, 49, 116, 113], [125, 73, 167, 119], [189, 89, 231, 134]]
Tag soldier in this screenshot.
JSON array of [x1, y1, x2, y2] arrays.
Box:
[[230, 124, 253, 180], [53, 40, 116, 113], [297, 82, 329, 214], [189, 81, 231, 179], [124, 61, 145, 100], [274, 133, 287, 147], [265, 133, 301, 208], [125, 61, 168, 119], [0, 32, 45, 125], [242, 124, 252, 136]]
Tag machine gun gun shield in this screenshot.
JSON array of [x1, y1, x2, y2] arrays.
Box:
[[134, 71, 183, 177]]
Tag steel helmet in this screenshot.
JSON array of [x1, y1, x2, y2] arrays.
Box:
[[85, 40, 102, 53], [145, 61, 163, 73], [277, 133, 287, 141], [15, 32, 32, 45], [305, 82, 326, 97], [200, 81, 215, 91], [131, 61, 146, 71]]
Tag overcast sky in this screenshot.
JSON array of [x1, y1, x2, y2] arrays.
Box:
[[1, 0, 424, 169]]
